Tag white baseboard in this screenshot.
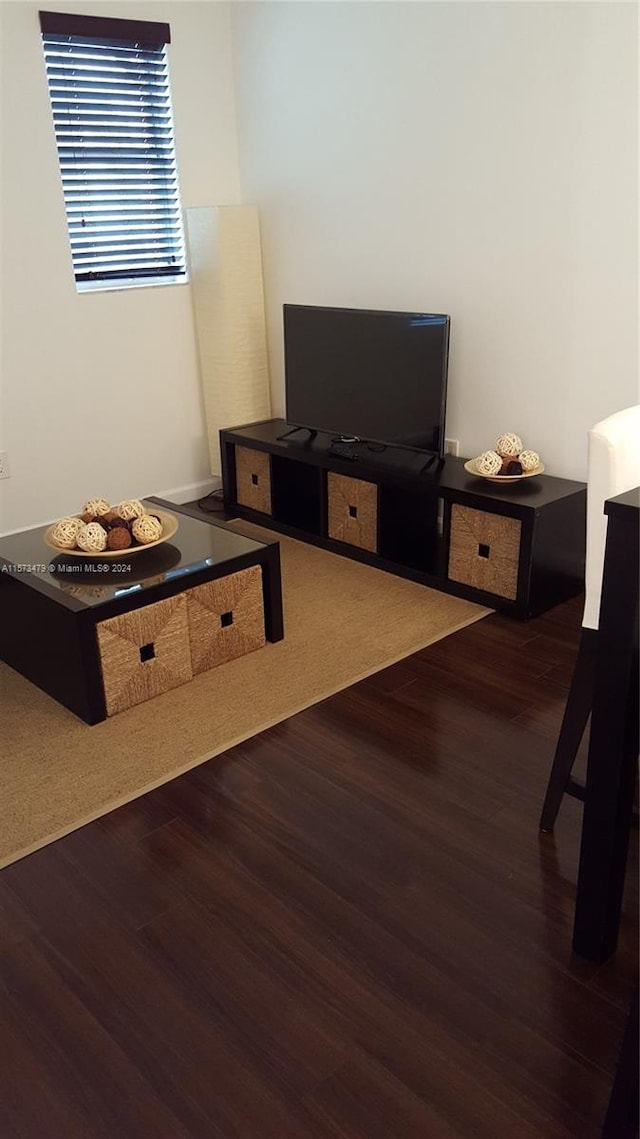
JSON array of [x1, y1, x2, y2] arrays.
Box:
[[152, 477, 221, 505], [0, 479, 223, 538]]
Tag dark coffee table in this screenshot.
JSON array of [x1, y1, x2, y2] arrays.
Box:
[[0, 501, 283, 723]]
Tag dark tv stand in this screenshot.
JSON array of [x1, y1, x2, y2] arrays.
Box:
[[220, 418, 587, 618], [327, 438, 360, 462], [276, 424, 318, 443]]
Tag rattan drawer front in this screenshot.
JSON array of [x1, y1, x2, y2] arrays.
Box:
[[97, 594, 192, 717], [235, 445, 272, 515], [187, 564, 266, 674], [448, 505, 521, 600], [327, 472, 378, 552]]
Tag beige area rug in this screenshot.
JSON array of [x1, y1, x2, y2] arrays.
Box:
[[0, 522, 490, 868]]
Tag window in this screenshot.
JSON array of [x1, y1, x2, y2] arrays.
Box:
[[39, 10, 186, 289]]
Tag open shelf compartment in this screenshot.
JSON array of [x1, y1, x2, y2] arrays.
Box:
[[271, 455, 323, 535]]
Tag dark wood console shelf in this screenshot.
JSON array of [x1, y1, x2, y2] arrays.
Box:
[[220, 419, 586, 618]]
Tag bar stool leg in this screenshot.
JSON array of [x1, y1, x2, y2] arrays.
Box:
[[539, 628, 598, 833]]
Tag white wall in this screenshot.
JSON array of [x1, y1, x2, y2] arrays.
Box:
[[230, 1, 638, 480], [1, 0, 636, 536], [0, 1, 241, 533]]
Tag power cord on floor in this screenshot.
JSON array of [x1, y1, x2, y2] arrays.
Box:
[[197, 488, 226, 513]]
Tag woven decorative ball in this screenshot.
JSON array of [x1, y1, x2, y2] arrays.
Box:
[[50, 516, 83, 549], [476, 450, 503, 476], [518, 449, 540, 472], [117, 499, 145, 521], [76, 521, 108, 553], [131, 513, 163, 544], [83, 497, 111, 516], [495, 433, 523, 457]]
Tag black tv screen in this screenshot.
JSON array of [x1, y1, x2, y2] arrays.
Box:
[[283, 304, 450, 456]]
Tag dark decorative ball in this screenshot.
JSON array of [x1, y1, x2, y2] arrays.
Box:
[[107, 526, 132, 551], [506, 460, 523, 476], [79, 511, 94, 524], [109, 515, 132, 531], [91, 515, 110, 531]]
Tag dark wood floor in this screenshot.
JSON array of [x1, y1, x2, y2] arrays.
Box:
[[1, 577, 637, 1137]]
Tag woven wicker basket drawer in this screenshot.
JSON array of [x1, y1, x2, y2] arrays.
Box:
[[448, 504, 521, 600], [186, 564, 266, 675], [235, 445, 272, 515], [97, 593, 192, 717], [327, 472, 378, 552]]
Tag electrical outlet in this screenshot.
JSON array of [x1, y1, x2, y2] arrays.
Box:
[[444, 438, 459, 457], [0, 452, 10, 479]]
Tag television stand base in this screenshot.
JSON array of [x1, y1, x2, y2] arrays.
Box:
[[276, 425, 318, 443], [418, 453, 443, 475]]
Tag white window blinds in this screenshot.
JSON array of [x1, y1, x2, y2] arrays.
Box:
[[39, 10, 186, 285]]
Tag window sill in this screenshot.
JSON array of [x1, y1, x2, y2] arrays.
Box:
[[76, 275, 189, 296]]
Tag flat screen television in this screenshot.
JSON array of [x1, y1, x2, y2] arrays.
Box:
[[283, 304, 450, 457]]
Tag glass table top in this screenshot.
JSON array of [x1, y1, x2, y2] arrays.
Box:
[[0, 502, 272, 611]]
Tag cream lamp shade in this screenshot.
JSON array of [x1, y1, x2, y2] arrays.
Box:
[[186, 205, 272, 477]]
